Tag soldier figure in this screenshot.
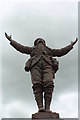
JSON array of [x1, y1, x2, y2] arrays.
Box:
[[5, 33, 78, 112]]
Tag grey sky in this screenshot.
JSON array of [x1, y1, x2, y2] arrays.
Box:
[[1, 0, 78, 118]]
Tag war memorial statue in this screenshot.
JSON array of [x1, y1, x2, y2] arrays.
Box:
[[5, 32, 78, 119]]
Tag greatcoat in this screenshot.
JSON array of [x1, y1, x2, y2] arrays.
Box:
[[10, 40, 73, 93]]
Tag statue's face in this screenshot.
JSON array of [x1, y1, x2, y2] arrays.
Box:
[[34, 38, 46, 46], [37, 39, 44, 44]]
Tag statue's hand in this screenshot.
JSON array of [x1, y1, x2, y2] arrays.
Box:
[[71, 38, 78, 46], [5, 32, 12, 41]]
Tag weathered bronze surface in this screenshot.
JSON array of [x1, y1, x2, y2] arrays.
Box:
[[5, 32, 78, 118]]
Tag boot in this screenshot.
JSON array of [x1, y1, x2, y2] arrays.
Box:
[[44, 92, 52, 112], [35, 93, 45, 112]]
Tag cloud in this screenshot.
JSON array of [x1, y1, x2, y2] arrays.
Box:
[[3, 92, 78, 118], [51, 92, 78, 118], [3, 101, 33, 118]]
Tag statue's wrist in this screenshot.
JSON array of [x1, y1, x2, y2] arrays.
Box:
[[10, 39, 12, 44]]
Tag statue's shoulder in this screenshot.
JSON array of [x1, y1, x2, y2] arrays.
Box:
[[31, 46, 36, 49], [45, 45, 52, 51]]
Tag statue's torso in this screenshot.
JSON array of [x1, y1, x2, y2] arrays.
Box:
[[31, 43, 52, 57]]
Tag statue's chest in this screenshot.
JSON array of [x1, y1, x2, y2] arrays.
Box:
[[37, 44, 45, 51], [35, 44, 47, 54], [31, 45, 48, 56]]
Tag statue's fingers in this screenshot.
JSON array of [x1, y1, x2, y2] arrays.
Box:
[[71, 41, 73, 44], [10, 35, 12, 39], [76, 38, 78, 42], [5, 32, 9, 39], [5, 32, 11, 41], [5, 32, 8, 38], [74, 38, 78, 44]]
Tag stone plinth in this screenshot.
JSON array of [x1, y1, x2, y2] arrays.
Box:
[[32, 111, 60, 119]]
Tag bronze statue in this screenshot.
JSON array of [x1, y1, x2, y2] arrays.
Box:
[[5, 32, 78, 113]]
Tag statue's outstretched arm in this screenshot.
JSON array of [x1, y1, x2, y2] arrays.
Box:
[[5, 32, 32, 54], [52, 38, 78, 57]]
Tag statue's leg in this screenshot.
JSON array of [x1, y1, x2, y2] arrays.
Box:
[[44, 89, 53, 112], [30, 66, 44, 112], [43, 66, 54, 112], [33, 89, 44, 112]]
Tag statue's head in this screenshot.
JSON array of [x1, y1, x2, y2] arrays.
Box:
[[34, 38, 46, 46]]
